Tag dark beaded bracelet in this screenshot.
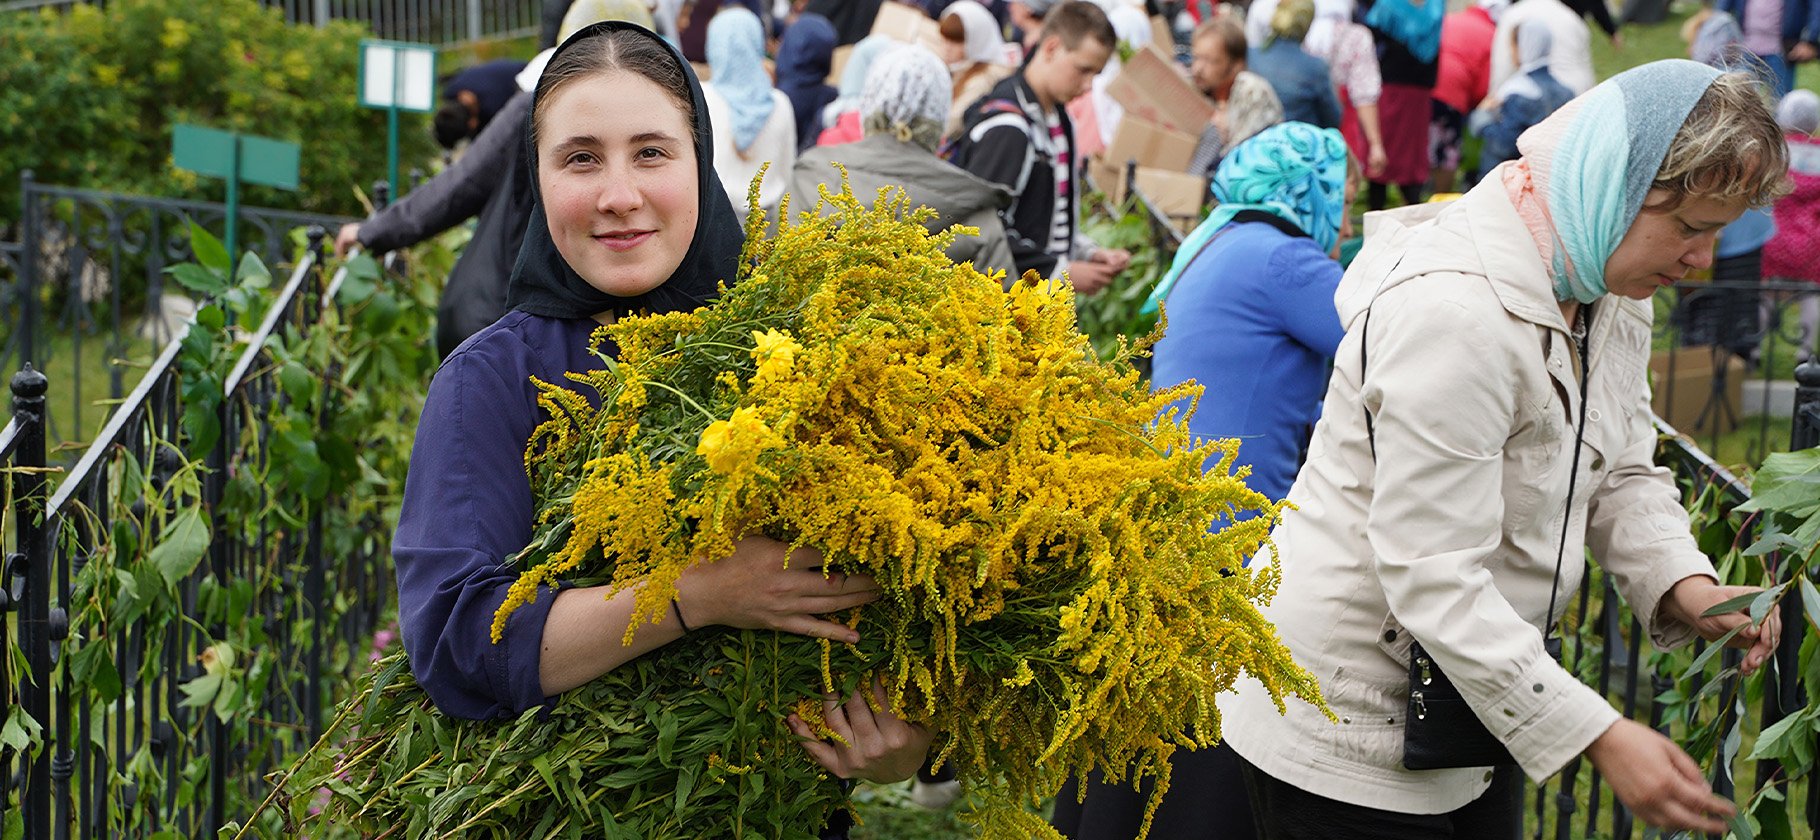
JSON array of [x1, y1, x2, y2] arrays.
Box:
[[671, 597, 692, 633]]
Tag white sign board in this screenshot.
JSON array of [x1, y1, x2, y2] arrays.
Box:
[[359, 40, 438, 113]]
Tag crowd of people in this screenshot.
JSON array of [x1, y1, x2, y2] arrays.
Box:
[[356, 1, 1820, 838], [352, 0, 1820, 361]]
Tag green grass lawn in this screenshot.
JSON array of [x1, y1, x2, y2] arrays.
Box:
[[1593, 0, 1820, 89]]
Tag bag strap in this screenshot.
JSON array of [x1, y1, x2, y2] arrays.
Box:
[[1361, 302, 1590, 662], [1541, 304, 1592, 649]]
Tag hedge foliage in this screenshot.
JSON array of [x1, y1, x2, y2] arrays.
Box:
[[0, 0, 439, 221]]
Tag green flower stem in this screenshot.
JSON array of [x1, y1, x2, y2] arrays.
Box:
[[640, 378, 719, 421], [1066, 412, 1164, 458]]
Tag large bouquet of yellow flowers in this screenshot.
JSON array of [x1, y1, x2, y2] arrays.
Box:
[[285, 176, 1326, 839]]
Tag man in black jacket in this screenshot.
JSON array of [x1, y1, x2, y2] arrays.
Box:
[[948, 1, 1130, 291], [335, 91, 534, 359]]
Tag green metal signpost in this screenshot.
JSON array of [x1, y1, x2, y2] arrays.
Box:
[[358, 38, 438, 197], [172, 124, 300, 277]]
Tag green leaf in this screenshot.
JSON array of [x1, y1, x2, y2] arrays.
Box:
[[1735, 449, 1820, 518], [69, 641, 122, 704], [1683, 623, 1748, 680], [1730, 810, 1757, 840], [148, 505, 211, 588], [195, 303, 226, 331], [533, 754, 560, 797], [279, 360, 315, 404], [1746, 709, 1811, 761], [1721, 719, 1742, 784], [187, 219, 231, 274], [212, 677, 240, 722], [1703, 586, 1781, 619], [1749, 584, 1788, 625], [336, 254, 380, 304], [656, 710, 680, 764], [1801, 578, 1820, 633], [675, 762, 697, 812], [165, 262, 228, 295], [177, 672, 222, 710], [1, 706, 42, 753], [235, 249, 270, 285]]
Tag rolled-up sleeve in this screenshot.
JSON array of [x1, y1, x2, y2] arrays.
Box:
[[1362, 280, 1619, 782], [393, 338, 559, 719]]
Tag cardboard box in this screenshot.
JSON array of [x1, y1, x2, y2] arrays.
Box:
[[1104, 116, 1198, 172], [827, 44, 853, 85], [872, 1, 944, 51], [1150, 15, 1174, 52], [1089, 158, 1208, 235], [1105, 43, 1214, 135], [1649, 347, 1747, 434]]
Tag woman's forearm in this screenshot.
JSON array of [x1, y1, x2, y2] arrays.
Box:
[[539, 584, 688, 696], [1358, 103, 1385, 148]]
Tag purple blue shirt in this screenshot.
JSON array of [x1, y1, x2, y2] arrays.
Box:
[[393, 311, 608, 719]]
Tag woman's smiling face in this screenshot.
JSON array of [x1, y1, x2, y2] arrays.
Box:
[[537, 70, 699, 301]]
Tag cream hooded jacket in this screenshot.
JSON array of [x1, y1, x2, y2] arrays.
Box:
[[1220, 176, 1718, 813]]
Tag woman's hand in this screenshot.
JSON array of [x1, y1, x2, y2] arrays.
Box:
[[1585, 718, 1734, 834], [787, 678, 934, 784], [673, 536, 877, 644], [1366, 140, 1388, 182], [1093, 248, 1133, 273], [1661, 575, 1781, 675]]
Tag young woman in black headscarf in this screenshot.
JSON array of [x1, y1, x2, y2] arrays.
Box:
[[390, 23, 932, 811]]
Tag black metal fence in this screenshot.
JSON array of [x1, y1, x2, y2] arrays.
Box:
[[1654, 278, 1820, 462], [0, 172, 352, 449], [2, 230, 393, 838]]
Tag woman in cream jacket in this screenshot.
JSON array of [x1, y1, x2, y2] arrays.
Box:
[[1220, 61, 1787, 839]]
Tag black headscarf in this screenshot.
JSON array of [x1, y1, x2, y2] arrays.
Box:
[[506, 20, 744, 321]]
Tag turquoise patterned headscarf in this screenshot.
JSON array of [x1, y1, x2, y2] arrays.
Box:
[[1143, 122, 1349, 315], [1519, 59, 1723, 302]]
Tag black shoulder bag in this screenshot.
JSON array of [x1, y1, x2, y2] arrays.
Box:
[[1359, 305, 1589, 771]]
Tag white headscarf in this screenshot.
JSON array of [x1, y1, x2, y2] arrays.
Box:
[[823, 34, 899, 128], [942, 1, 1010, 66], [1106, 3, 1154, 48], [1304, 0, 1354, 57], [1478, 0, 1512, 22], [1779, 89, 1820, 135], [1495, 16, 1554, 102], [861, 45, 953, 151]]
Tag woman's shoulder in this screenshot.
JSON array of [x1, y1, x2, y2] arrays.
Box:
[[1213, 223, 1342, 287], [438, 311, 601, 386]]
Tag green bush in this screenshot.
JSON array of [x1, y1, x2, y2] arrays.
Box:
[[0, 0, 439, 221]]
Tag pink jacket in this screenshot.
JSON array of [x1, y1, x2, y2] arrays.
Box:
[[1433, 7, 1496, 114], [1765, 132, 1820, 284]]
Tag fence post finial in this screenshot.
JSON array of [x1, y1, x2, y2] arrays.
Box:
[[11, 362, 47, 415], [1793, 358, 1820, 451]]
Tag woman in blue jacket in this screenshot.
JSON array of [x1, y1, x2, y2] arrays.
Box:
[[1050, 121, 1354, 840]]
